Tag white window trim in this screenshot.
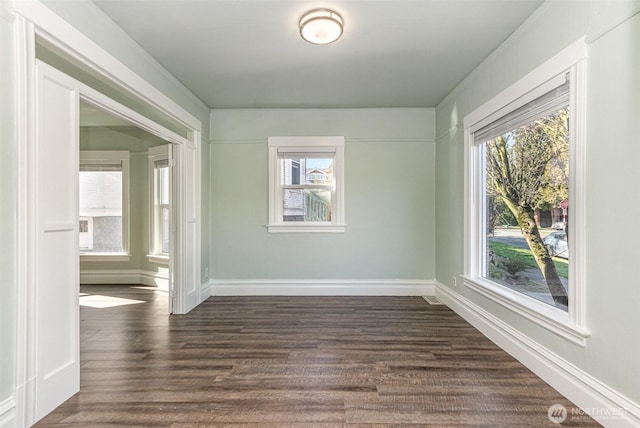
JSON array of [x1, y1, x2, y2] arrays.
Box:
[[147, 254, 169, 265], [267, 136, 346, 233], [79, 150, 130, 261], [148, 145, 170, 259], [462, 38, 589, 346], [78, 254, 131, 262]]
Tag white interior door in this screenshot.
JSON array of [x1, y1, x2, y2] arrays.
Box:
[[34, 60, 80, 420], [173, 140, 201, 314]]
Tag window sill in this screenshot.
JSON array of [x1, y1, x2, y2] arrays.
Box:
[[461, 275, 590, 346], [267, 223, 346, 233], [147, 254, 169, 265], [80, 253, 130, 262]]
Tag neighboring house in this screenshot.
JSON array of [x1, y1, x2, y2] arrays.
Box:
[[78, 170, 123, 253], [282, 159, 332, 222], [305, 168, 328, 183]]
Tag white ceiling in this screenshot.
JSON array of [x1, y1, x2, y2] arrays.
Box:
[[92, 0, 543, 109]]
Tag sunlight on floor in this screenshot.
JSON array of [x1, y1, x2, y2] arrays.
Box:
[[79, 294, 145, 309], [132, 285, 168, 294]]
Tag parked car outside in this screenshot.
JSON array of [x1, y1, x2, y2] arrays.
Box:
[[552, 221, 565, 230], [543, 231, 568, 259]]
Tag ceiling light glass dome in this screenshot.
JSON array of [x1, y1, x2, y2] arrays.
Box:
[[299, 9, 344, 45]]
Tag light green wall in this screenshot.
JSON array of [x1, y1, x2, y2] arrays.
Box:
[[435, 1, 640, 403], [210, 108, 436, 280], [0, 0, 16, 404], [201, 137, 210, 280], [584, 9, 640, 402]]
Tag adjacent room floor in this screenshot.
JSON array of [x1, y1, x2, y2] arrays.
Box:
[[36, 285, 599, 427]]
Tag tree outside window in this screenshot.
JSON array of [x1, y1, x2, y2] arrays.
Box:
[[483, 106, 569, 310]]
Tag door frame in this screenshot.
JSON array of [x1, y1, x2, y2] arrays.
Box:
[[12, 2, 204, 426], [77, 71, 187, 315]]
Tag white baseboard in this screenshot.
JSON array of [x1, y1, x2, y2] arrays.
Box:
[[436, 282, 640, 428], [80, 269, 168, 289], [0, 397, 15, 428], [211, 279, 435, 296], [13, 373, 36, 427], [140, 270, 169, 290], [200, 278, 213, 301]]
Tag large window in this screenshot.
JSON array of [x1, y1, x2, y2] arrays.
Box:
[[480, 78, 570, 310], [148, 145, 171, 261], [463, 40, 588, 344], [79, 151, 129, 258], [267, 136, 345, 233]]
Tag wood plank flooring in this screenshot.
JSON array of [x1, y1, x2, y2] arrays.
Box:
[[36, 285, 600, 427]]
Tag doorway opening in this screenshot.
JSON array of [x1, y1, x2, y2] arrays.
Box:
[[78, 100, 175, 313], [15, 23, 203, 422], [33, 29, 204, 313]]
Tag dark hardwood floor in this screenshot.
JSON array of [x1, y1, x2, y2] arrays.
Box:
[[36, 285, 599, 427]]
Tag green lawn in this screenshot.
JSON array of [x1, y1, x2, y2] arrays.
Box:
[[489, 240, 568, 278]]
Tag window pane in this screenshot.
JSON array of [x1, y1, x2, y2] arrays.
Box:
[[483, 106, 569, 311], [283, 189, 331, 222], [158, 166, 169, 204], [79, 170, 123, 253], [281, 158, 301, 185], [280, 158, 334, 185], [161, 206, 170, 254], [304, 158, 333, 184]]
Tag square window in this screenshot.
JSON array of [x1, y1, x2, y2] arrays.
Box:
[[280, 156, 334, 223], [267, 137, 345, 233]]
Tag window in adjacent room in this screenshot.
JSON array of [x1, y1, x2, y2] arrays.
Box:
[[148, 145, 171, 262], [79, 151, 130, 256], [267, 136, 345, 233]]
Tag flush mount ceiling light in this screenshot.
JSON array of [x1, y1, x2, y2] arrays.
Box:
[[299, 8, 344, 45]]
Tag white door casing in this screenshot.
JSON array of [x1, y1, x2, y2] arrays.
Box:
[[27, 59, 202, 425], [34, 60, 80, 420]]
